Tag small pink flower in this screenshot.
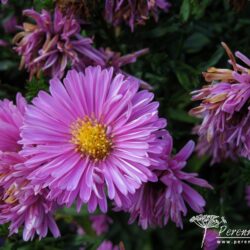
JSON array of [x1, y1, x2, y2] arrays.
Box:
[[97, 241, 119, 250], [90, 214, 113, 235], [203, 230, 219, 250]]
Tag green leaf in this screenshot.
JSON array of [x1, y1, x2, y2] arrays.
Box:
[[180, 0, 191, 22], [25, 76, 49, 101], [184, 32, 210, 53], [170, 61, 200, 91], [0, 60, 17, 71], [199, 47, 224, 70], [168, 108, 198, 124], [33, 0, 54, 11]]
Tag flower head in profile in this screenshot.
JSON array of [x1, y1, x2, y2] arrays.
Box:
[[127, 133, 212, 229], [105, 0, 171, 31], [13, 8, 104, 80], [0, 152, 60, 241], [90, 214, 113, 235], [0, 94, 59, 241], [0, 93, 26, 152], [20, 66, 166, 212], [190, 42, 250, 163]]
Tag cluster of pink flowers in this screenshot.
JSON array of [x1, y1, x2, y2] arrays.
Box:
[[13, 7, 151, 89], [0, 65, 210, 240], [190, 43, 250, 164], [0, 0, 215, 244]]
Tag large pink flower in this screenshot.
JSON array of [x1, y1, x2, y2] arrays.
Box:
[[0, 93, 26, 152], [20, 66, 167, 212]]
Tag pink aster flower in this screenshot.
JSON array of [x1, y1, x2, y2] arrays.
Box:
[[128, 133, 212, 229], [13, 8, 105, 79], [97, 241, 119, 250], [105, 0, 171, 31], [0, 152, 60, 241], [90, 214, 113, 235], [20, 66, 166, 213], [203, 230, 219, 250], [1, 0, 8, 4], [0, 93, 27, 153], [190, 43, 250, 163]]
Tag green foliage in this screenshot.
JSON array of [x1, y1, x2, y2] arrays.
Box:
[[25, 76, 49, 101], [33, 0, 54, 11]]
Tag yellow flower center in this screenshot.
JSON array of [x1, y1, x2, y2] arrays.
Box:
[[4, 185, 18, 204], [71, 117, 112, 161]]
